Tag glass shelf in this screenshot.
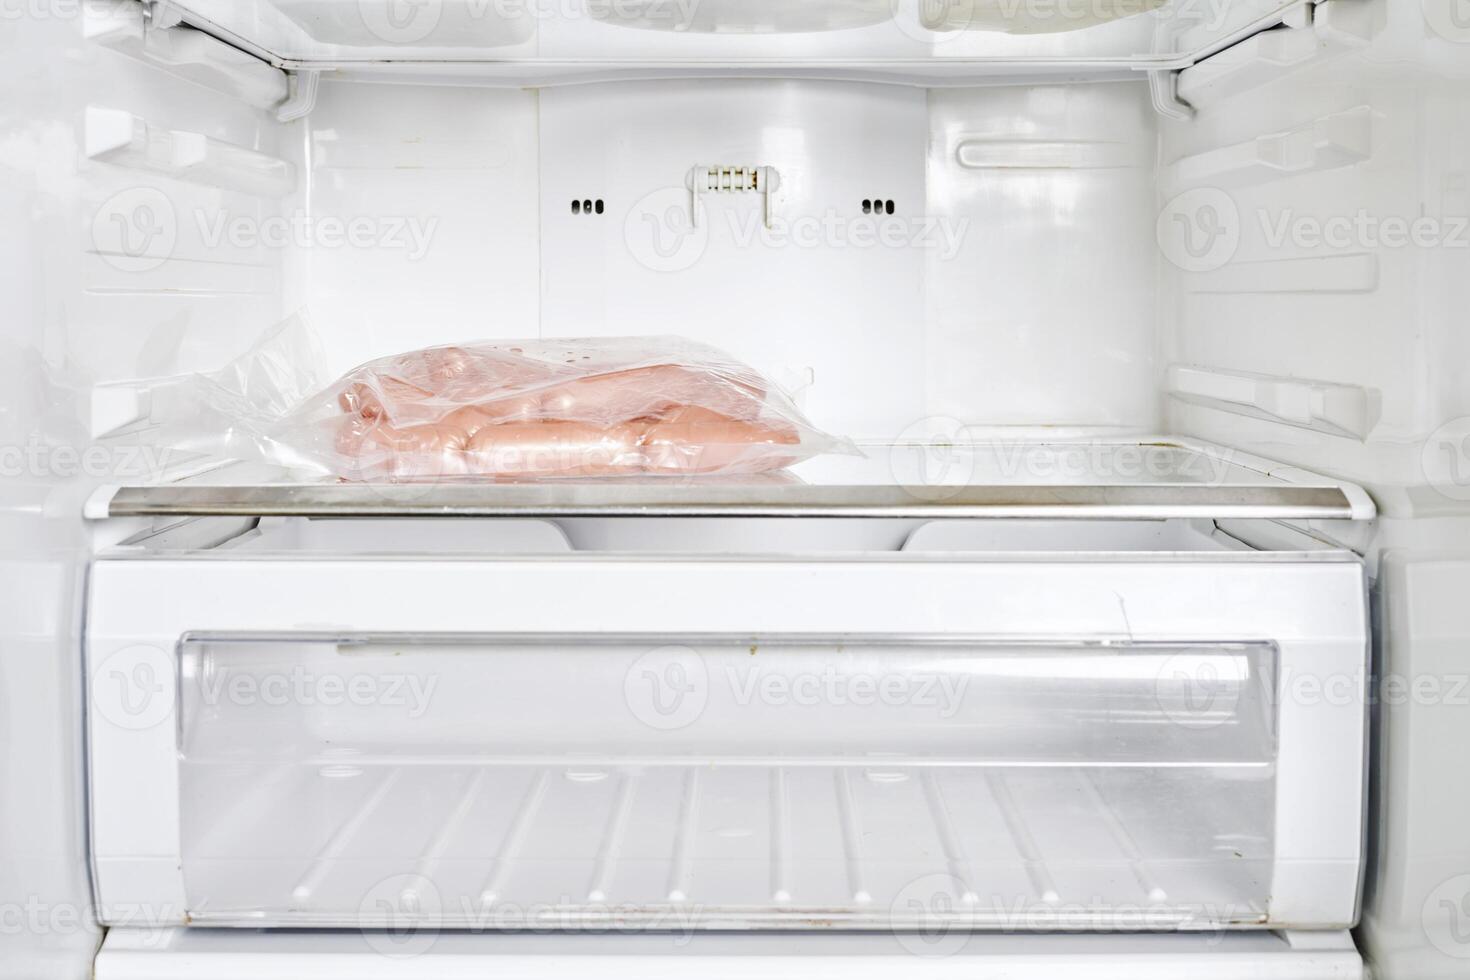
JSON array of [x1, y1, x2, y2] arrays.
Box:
[[90, 437, 1374, 520]]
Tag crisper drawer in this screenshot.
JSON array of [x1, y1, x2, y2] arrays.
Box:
[[86, 553, 1367, 931]]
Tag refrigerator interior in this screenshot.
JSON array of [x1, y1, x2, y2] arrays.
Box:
[[2, 0, 1469, 977]]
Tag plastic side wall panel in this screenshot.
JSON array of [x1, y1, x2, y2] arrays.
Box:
[[1159, 0, 1470, 518], [0, 7, 297, 978], [1361, 548, 1470, 978], [86, 556, 1367, 928]]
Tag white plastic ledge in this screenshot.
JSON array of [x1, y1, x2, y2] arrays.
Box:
[[95, 928, 1364, 980]]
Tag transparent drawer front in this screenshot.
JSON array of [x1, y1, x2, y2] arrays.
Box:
[[178, 636, 1277, 929]]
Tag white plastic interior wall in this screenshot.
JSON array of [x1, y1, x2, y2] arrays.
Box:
[[4, 1, 1470, 979]]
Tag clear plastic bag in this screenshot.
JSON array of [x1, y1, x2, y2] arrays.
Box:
[[217, 329, 850, 481]]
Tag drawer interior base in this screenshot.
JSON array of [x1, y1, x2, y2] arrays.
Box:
[[181, 761, 1274, 929]]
